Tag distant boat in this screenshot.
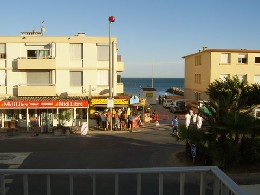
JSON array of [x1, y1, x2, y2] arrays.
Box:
[[165, 87, 184, 96]]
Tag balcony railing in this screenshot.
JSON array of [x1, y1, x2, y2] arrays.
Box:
[[17, 57, 56, 69], [0, 166, 246, 195], [18, 85, 56, 96]]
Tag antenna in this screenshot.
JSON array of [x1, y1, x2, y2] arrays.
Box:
[[41, 21, 46, 35]]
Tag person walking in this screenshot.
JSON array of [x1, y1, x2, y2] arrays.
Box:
[[128, 112, 133, 132], [171, 116, 179, 135], [101, 112, 107, 130]]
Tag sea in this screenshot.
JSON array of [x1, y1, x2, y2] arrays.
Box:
[[122, 78, 184, 97]]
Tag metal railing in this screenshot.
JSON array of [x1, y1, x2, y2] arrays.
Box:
[[0, 166, 246, 195]]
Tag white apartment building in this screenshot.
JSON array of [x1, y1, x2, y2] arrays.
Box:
[[0, 29, 124, 129], [0, 30, 124, 98]]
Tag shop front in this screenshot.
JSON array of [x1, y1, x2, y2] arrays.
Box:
[[0, 99, 89, 132], [89, 97, 129, 118]]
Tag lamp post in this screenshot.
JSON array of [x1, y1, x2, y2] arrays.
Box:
[[108, 16, 115, 131]]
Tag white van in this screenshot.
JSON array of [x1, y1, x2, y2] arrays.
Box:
[[163, 99, 173, 108]]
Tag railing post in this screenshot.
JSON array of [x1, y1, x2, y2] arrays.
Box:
[[200, 172, 205, 195], [23, 175, 28, 195], [115, 174, 119, 195], [213, 178, 220, 195], [137, 174, 141, 195], [46, 175, 51, 195], [180, 173, 185, 195], [159, 173, 163, 195], [92, 175, 96, 195], [69, 175, 73, 195], [1, 175, 5, 195]]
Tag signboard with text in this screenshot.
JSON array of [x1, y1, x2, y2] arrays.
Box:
[[91, 98, 128, 105]]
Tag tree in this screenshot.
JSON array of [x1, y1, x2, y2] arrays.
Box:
[[177, 76, 260, 169]]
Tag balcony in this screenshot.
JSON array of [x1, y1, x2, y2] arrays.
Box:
[[116, 83, 124, 94], [18, 85, 56, 96], [17, 57, 56, 69], [116, 61, 124, 72], [0, 166, 246, 195]]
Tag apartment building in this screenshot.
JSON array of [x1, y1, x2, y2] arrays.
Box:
[[182, 47, 260, 101], [0, 29, 125, 129]]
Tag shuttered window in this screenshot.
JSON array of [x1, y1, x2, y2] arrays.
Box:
[[97, 70, 108, 85], [70, 44, 82, 59], [220, 74, 230, 81], [254, 75, 260, 84], [0, 43, 6, 59], [97, 45, 109, 61], [238, 54, 247, 63], [27, 72, 51, 85], [0, 70, 5, 85], [255, 54, 260, 63], [70, 71, 82, 86], [220, 53, 230, 64]]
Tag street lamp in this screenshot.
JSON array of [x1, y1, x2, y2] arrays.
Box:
[[108, 16, 115, 131]]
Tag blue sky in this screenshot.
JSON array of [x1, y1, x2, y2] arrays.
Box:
[[1, 0, 260, 78]]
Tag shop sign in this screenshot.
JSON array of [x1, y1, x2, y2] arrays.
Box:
[[0, 100, 88, 108], [91, 98, 128, 105]]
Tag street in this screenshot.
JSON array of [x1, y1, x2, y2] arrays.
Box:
[[0, 105, 193, 194]]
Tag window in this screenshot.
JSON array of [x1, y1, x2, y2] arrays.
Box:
[[220, 53, 230, 64], [195, 74, 201, 84], [0, 43, 6, 59], [70, 44, 83, 59], [26, 44, 51, 59], [70, 71, 82, 86], [0, 70, 5, 85], [195, 55, 201, 65], [238, 75, 247, 82], [255, 54, 260, 63], [254, 75, 260, 84], [27, 71, 51, 85], [97, 70, 108, 85], [27, 50, 50, 59], [238, 54, 247, 64], [194, 92, 201, 100], [220, 74, 230, 81], [97, 45, 109, 61]]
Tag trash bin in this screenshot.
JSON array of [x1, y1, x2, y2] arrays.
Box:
[[4, 121, 10, 128], [10, 120, 16, 128]]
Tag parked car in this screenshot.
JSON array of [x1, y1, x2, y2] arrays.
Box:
[[163, 99, 173, 108], [169, 99, 186, 113]]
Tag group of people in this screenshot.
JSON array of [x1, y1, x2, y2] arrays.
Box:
[[95, 109, 142, 132], [171, 109, 204, 135], [158, 95, 167, 105], [184, 110, 203, 129]]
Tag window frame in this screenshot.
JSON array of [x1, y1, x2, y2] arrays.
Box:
[[237, 53, 248, 64], [220, 53, 230, 64], [70, 71, 83, 86]]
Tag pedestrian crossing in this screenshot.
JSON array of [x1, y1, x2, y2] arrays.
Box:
[[0, 152, 31, 194]]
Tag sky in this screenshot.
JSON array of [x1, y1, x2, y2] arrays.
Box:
[[1, 0, 260, 78]]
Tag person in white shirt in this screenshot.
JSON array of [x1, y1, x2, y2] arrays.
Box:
[[185, 112, 191, 128], [197, 114, 203, 129]]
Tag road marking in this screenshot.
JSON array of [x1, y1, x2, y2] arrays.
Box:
[[0, 152, 31, 165]]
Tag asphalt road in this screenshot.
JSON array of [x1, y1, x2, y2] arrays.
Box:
[[0, 108, 191, 195]]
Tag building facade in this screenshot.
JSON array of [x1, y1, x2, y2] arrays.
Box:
[[183, 47, 260, 101], [0, 29, 125, 130], [0, 31, 124, 98]]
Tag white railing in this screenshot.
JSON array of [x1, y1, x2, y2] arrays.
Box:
[[0, 166, 246, 195]]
